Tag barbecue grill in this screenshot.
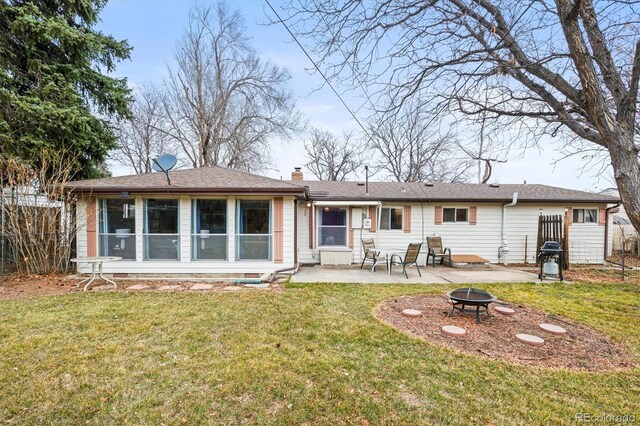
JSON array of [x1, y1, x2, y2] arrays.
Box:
[[447, 288, 497, 323], [538, 240, 564, 281]]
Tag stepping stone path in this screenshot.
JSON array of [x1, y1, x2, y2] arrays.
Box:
[[515, 333, 545, 346], [158, 285, 184, 291], [127, 284, 150, 290], [442, 325, 466, 337], [494, 306, 515, 315], [190, 283, 214, 290], [223, 286, 242, 291], [539, 323, 567, 335], [402, 309, 422, 317]]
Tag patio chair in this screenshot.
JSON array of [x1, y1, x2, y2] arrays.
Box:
[[426, 236, 451, 267], [390, 243, 423, 279], [360, 238, 381, 269]]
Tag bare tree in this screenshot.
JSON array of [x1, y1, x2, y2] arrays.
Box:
[[458, 89, 509, 183], [304, 128, 364, 180], [280, 0, 640, 232], [112, 85, 172, 174], [369, 102, 472, 182], [1, 151, 78, 274], [162, 2, 300, 172]]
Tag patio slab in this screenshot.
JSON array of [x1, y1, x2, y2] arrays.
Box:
[[291, 264, 537, 284]]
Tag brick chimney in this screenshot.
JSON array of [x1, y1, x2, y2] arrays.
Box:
[[291, 167, 304, 182]]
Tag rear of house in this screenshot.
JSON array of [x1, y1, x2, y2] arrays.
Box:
[[67, 166, 619, 276], [290, 171, 618, 266]]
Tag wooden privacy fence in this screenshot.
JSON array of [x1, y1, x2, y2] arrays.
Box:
[[536, 214, 570, 269]]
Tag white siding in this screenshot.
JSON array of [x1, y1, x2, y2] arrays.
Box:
[[282, 196, 295, 264], [76, 198, 88, 257], [298, 201, 609, 265], [180, 196, 190, 262]]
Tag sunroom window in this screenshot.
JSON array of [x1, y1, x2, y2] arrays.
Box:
[[319, 207, 347, 246], [192, 199, 227, 260], [144, 199, 179, 260], [98, 199, 136, 260], [236, 200, 271, 260]]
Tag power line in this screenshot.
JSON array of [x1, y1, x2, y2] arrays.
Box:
[[264, 0, 374, 141]]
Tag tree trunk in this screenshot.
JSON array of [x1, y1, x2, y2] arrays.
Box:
[[608, 132, 640, 234]]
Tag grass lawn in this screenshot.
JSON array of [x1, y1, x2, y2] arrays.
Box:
[[0, 282, 638, 425]]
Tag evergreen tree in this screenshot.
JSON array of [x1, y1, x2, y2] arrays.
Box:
[[0, 0, 132, 178]]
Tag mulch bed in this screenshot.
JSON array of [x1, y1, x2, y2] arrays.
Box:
[[375, 294, 636, 371]]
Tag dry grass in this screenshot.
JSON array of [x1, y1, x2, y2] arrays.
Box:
[[0, 281, 638, 425]]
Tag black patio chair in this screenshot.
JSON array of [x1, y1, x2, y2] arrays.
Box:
[[360, 238, 381, 269], [390, 242, 423, 279]]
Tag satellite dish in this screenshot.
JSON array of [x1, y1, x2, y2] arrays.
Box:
[[152, 154, 177, 173], [151, 154, 177, 186]]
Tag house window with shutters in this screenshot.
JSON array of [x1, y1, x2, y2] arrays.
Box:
[[573, 208, 598, 224], [380, 207, 403, 230], [443, 207, 468, 223]]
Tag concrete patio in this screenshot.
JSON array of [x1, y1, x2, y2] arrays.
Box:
[[291, 264, 539, 284]]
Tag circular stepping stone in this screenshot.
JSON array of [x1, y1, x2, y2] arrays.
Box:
[[402, 309, 422, 317], [516, 333, 545, 346], [190, 283, 214, 290], [442, 325, 466, 337], [127, 284, 149, 290], [494, 306, 515, 315], [158, 285, 184, 291], [539, 323, 567, 335]]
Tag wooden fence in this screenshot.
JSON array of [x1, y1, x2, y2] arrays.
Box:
[[536, 214, 570, 269]]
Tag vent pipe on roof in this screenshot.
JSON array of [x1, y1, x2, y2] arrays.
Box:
[[365, 165, 369, 195]]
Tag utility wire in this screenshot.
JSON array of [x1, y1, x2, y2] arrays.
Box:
[[264, 0, 374, 142]]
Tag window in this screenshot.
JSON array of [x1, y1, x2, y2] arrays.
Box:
[[236, 200, 271, 260], [443, 208, 468, 223], [192, 199, 227, 260], [573, 208, 598, 223], [144, 199, 179, 260], [380, 207, 403, 230], [319, 207, 347, 246], [98, 199, 136, 260]]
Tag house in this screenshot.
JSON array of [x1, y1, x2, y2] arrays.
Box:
[[67, 166, 619, 276]]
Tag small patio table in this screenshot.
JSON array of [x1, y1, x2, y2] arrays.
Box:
[[372, 248, 406, 275], [71, 256, 122, 291]]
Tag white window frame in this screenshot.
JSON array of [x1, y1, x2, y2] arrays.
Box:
[[143, 198, 181, 261], [573, 208, 598, 224], [380, 206, 404, 231], [443, 207, 469, 223], [235, 199, 272, 261], [98, 198, 137, 260], [317, 207, 348, 247], [191, 198, 228, 261]]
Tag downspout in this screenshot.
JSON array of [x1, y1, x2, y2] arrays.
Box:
[[499, 192, 518, 265], [604, 202, 621, 261]]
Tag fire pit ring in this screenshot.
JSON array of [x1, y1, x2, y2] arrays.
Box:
[[447, 288, 497, 323]]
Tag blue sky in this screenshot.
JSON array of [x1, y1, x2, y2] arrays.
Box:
[[96, 0, 613, 191]]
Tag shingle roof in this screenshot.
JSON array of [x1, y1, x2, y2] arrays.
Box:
[[294, 180, 619, 203], [67, 166, 307, 195]]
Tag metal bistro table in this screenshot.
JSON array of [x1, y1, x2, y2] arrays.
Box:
[[71, 256, 122, 291], [372, 248, 406, 275]]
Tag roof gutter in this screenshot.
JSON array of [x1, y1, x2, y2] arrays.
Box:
[[66, 186, 307, 196], [499, 192, 518, 265]]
